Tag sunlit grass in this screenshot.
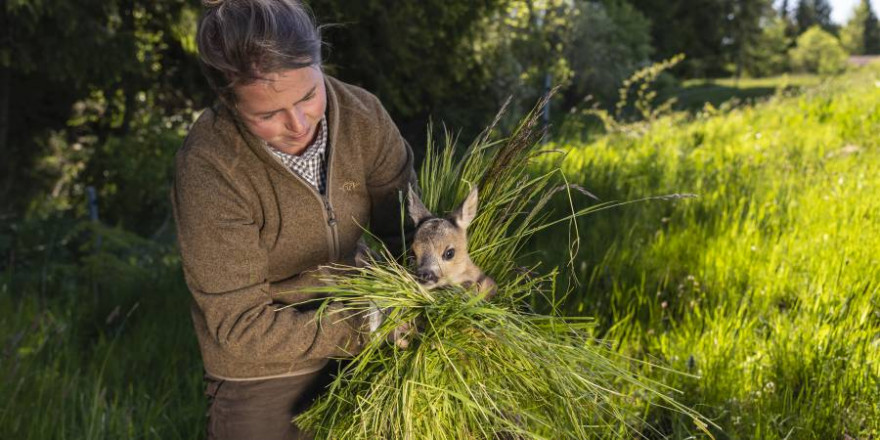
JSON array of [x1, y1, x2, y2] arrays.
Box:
[[538, 65, 880, 438], [681, 73, 822, 89]]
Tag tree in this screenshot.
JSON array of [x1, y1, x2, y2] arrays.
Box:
[[840, 0, 880, 55], [466, 0, 652, 121], [564, 0, 653, 107], [794, 0, 834, 34], [743, 17, 793, 76], [1, 0, 206, 219], [726, 0, 775, 78], [780, 0, 791, 19], [627, 0, 728, 76], [789, 25, 848, 74], [312, 0, 509, 144], [627, 0, 771, 77]]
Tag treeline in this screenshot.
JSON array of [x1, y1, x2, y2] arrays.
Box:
[[1, 0, 879, 240]]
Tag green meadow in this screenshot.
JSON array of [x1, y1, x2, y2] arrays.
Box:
[[543, 65, 880, 438], [2, 64, 879, 438]]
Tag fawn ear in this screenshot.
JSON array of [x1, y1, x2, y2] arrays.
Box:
[[407, 184, 434, 225], [452, 186, 479, 230]]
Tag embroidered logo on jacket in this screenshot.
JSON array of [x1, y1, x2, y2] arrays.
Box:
[[342, 181, 360, 192]]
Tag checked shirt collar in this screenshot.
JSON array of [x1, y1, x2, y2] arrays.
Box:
[[264, 115, 328, 194]]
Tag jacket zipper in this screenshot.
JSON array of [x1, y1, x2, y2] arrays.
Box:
[[321, 192, 340, 262], [267, 147, 340, 263]]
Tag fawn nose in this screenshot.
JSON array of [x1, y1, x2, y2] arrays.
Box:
[[416, 269, 438, 284]]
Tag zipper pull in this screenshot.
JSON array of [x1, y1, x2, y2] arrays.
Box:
[[323, 198, 337, 226]]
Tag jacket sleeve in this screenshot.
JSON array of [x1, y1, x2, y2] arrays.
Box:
[[365, 100, 418, 256], [172, 148, 365, 364]]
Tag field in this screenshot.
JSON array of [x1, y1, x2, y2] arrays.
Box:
[[543, 65, 880, 437], [2, 65, 879, 438]]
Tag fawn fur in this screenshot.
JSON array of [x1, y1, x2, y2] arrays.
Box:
[[352, 185, 497, 349], [407, 185, 497, 298]]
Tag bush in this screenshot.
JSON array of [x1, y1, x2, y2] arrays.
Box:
[[469, 0, 653, 130], [743, 17, 792, 77], [789, 25, 848, 75]]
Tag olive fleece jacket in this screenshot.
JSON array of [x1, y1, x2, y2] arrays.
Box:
[[171, 76, 416, 380]]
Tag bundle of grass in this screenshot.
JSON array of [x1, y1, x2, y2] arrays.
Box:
[[294, 98, 711, 438]]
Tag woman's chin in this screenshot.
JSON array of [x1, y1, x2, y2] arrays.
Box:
[[269, 140, 308, 155]]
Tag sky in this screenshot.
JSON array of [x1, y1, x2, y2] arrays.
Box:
[[773, 1, 876, 25], [829, 0, 876, 24]]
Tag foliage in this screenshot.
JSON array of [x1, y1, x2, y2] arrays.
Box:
[[541, 64, 880, 438], [569, 54, 684, 137], [626, 0, 770, 77], [466, 0, 579, 128], [0, 215, 203, 439], [794, 0, 835, 34], [789, 26, 849, 75], [2, 0, 208, 216], [563, 0, 653, 107], [27, 98, 195, 237], [312, 0, 509, 142], [5, 3, 880, 438], [743, 17, 793, 77], [725, 0, 775, 78], [468, 0, 653, 129], [840, 0, 880, 55], [298, 267, 708, 439]]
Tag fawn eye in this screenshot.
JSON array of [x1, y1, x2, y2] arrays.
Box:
[[442, 248, 455, 261]]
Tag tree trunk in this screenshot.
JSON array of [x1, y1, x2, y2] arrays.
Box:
[[119, 2, 137, 136], [0, 65, 10, 209]]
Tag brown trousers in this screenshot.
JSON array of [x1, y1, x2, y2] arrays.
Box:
[[204, 366, 335, 440]]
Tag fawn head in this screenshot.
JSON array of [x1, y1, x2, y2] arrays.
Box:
[[408, 185, 496, 296]]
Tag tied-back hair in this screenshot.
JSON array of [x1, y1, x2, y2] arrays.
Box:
[[197, 0, 323, 107]]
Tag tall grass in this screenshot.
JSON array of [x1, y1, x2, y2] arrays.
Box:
[[294, 99, 710, 438], [0, 220, 203, 439], [538, 65, 880, 438]]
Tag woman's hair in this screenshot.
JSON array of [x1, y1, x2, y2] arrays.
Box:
[[197, 0, 323, 106]]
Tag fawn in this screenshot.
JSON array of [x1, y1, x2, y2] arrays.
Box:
[[406, 185, 497, 298], [354, 185, 497, 348]]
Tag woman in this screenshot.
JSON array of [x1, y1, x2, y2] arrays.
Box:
[[171, 1, 416, 438]]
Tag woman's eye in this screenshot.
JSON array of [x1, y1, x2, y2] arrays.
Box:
[[259, 113, 275, 121], [443, 248, 455, 261]]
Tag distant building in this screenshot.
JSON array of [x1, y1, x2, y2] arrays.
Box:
[[848, 55, 880, 66]]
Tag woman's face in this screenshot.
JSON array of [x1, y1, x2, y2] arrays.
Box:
[[233, 66, 327, 156]]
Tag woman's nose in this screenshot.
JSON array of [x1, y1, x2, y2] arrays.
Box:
[[284, 107, 307, 133]]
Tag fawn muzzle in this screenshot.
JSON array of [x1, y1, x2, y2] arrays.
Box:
[[416, 268, 439, 284]]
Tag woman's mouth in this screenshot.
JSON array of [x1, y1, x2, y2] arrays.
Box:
[[288, 129, 309, 140]]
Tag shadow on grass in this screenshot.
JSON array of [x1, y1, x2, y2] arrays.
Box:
[[669, 75, 820, 111], [674, 84, 777, 110]]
